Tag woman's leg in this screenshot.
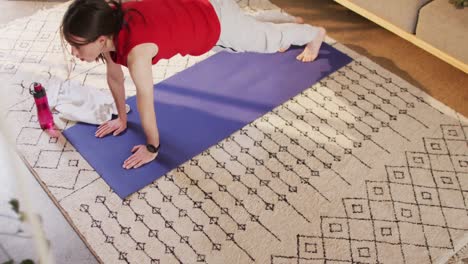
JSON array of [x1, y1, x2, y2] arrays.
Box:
[[248, 9, 303, 24], [210, 0, 326, 62]]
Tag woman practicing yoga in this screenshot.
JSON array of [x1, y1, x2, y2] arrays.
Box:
[[61, 0, 326, 169]]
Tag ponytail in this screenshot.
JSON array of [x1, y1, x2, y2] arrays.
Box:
[[109, 0, 125, 36]]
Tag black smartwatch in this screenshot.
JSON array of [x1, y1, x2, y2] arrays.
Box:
[[146, 143, 160, 154]]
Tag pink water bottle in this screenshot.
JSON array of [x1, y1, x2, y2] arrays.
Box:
[[30, 82, 54, 130]]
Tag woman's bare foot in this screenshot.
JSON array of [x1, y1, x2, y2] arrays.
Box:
[[278, 45, 291, 53], [296, 27, 326, 62]]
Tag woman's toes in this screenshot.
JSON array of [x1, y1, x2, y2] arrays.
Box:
[[296, 53, 304, 61], [278, 45, 291, 53]]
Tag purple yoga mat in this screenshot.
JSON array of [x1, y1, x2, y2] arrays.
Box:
[[63, 44, 352, 198]]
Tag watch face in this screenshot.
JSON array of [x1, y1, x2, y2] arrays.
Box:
[[146, 144, 158, 153]]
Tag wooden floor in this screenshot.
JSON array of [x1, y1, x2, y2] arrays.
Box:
[[272, 0, 468, 117]]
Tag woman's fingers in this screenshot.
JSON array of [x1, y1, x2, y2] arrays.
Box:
[[113, 126, 125, 136], [133, 160, 145, 169], [125, 157, 146, 169], [123, 154, 138, 169], [95, 124, 106, 135], [96, 127, 112, 137], [96, 122, 121, 138], [95, 123, 110, 136], [97, 122, 106, 130]]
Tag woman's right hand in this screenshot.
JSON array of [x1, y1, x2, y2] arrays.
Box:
[[95, 117, 127, 138]]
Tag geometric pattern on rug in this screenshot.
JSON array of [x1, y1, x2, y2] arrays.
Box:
[[1, 1, 467, 264], [273, 124, 468, 263]]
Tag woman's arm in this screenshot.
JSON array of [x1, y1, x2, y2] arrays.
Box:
[[94, 52, 128, 138], [104, 52, 127, 123], [123, 42, 159, 169], [127, 43, 159, 146]]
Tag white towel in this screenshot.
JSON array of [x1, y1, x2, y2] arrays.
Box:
[[48, 78, 122, 125], [11, 70, 127, 125]]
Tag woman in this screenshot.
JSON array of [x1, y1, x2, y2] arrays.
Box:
[[61, 0, 326, 169]]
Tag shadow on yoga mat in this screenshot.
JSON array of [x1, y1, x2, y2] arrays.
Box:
[[63, 44, 352, 198]]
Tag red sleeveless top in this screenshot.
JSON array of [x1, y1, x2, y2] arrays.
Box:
[[110, 0, 220, 66]]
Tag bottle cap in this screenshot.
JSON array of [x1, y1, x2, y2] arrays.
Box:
[[30, 82, 46, 98]]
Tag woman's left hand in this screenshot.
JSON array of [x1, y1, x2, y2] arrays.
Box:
[[123, 145, 158, 169]]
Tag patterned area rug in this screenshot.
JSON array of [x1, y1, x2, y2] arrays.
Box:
[[1, 1, 467, 263]]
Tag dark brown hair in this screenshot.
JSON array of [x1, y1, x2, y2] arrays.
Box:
[[61, 0, 124, 47]]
